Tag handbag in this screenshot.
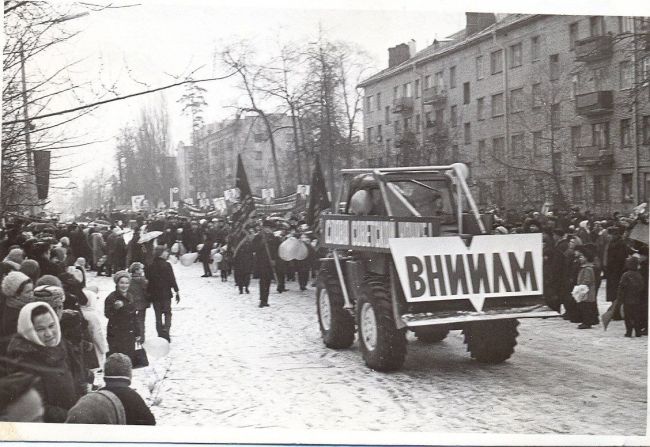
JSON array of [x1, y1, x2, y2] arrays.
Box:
[[132, 342, 149, 369]]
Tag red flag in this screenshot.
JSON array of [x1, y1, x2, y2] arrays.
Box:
[[228, 154, 256, 249], [306, 156, 331, 238], [33, 150, 50, 200]]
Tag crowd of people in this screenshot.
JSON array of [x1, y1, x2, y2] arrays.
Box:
[[0, 201, 647, 424]]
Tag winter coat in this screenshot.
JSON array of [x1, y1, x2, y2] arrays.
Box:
[[252, 230, 280, 276], [606, 238, 628, 301], [102, 382, 156, 425], [104, 290, 138, 360], [198, 238, 215, 263], [617, 270, 644, 306], [232, 237, 254, 275], [69, 229, 92, 265], [576, 263, 596, 303], [90, 232, 105, 265], [107, 233, 126, 268], [126, 237, 145, 267], [146, 257, 178, 301], [128, 275, 149, 311], [79, 302, 108, 367], [66, 389, 126, 424], [6, 303, 85, 423]]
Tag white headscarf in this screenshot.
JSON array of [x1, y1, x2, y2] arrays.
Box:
[[16, 301, 61, 347]]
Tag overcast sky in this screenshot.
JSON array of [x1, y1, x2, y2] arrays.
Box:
[[37, 0, 650, 188]]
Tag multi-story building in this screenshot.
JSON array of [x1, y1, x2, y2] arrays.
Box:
[[359, 12, 650, 215], [176, 114, 299, 201]]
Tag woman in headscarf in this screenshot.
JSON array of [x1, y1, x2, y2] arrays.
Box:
[[104, 271, 139, 361], [5, 302, 85, 422], [1, 271, 35, 338]]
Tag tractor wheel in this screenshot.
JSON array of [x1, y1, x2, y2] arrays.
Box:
[[463, 319, 520, 364], [316, 268, 355, 349], [414, 328, 449, 343], [357, 277, 406, 372]]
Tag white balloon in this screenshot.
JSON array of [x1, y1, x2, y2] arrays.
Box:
[[196, 243, 204, 252], [180, 252, 198, 266], [213, 252, 223, 263], [142, 337, 170, 360]]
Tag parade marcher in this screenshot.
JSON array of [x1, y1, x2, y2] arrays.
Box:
[[605, 227, 629, 320], [252, 219, 280, 308], [126, 229, 145, 267], [232, 231, 253, 293], [100, 353, 156, 425], [6, 302, 85, 422], [68, 224, 92, 269], [198, 236, 215, 277], [104, 271, 138, 361], [617, 257, 645, 337], [90, 231, 106, 274], [128, 262, 149, 343], [574, 245, 599, 329], [106, 227, 127, 277], [146, 247, 179, 342]]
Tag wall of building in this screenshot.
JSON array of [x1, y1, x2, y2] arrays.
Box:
[[361, 14, 650, 216]]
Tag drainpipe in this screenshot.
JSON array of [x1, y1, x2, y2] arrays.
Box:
[[494, 30, 511, 212], [632, 17, 641, 204]]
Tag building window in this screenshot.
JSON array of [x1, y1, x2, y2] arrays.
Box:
[[549, 54, 559, 81], [403, 82, 412, 98], [366, 95, 373, 112], [492, 136, 505, 159], [619, 61, 633, 90], [552, 152, 562, 174], [385, 139, 391, 152], [492, 93, 504, 117], [476, 56, 484, 80], [450, 105, 457, 127], [435, 109, 444, 123], [435, 71, 444, 89], [414, 79, 420, 98], [495, 181, 506, 207], [463, 82, 470, 104], [572, 177, 584, 202], [643, 57, 650, 83], [254, 133, 266, 142], [477, 97, 485, 120], [424, 75, 431, 89], [393, 86, 399, 99], [551, 103, 560, 129], [385, 106, 390, 125], [254, 151, 262, 160], [377, 124, 383, 140], [478, 181, 488, 205], [569, 22, 579, 50], [513, 179, 525, 205], [590, 16, 605, 36], [491, 49, 503, 74], [571, 125, 582, 150], [376, 92, 381, 110], [394, 120, 401, 135], [510, 87, 524, 112], [592, 122, 610, 148], [415, 115, 420, 133], [593, 175, 610, 203], [451, 144, 459, 161], [403, 117, 411, 131], [622, 173, 634, 202], [449, 66, 457, 89], [533, 131, 543, 157], [619, 16, 634, 33], [509, 43, 522, 68], [367, 127, 373, 143], [425, 111, 432, 126], [464, 123, 471, 145], [531, 36, 540, 61], [478, 139, 486, 163], [511, 133, 524, 157], [643, 115, 650, 144], [621, 119, 631, 146], [532, 83, 542, 109]]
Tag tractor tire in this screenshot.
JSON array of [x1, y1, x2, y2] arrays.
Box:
[[414, 328, 449, 343], [463, 319, 520, 364], [316, 270, 355, 349], [357, 277, 406, 372]]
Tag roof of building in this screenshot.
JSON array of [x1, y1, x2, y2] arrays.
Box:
[[358, 13, 536, 88]]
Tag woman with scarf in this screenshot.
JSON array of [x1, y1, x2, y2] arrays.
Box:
[[575, 245, 600, 329], [104, 271, 139, 361], [5, 302, 85, 422], [1, 271, 35, 338]]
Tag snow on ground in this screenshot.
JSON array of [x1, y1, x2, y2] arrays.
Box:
[[89, 262, 647, 435]]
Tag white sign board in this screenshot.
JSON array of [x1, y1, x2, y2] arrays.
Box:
[[214, 197, 226, 211], [131, 194, 145, 211], [261, 188, 275, 204], [389, 233, 543, 312], [296, 184, 310, 198]]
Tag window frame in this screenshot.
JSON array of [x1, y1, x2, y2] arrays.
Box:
[[509, 43, 523, 68], [490, 50, 503, 75], [491, 92, 504, 117]]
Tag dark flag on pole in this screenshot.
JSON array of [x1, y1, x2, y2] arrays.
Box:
[[33, 150, 51, 200], [306, 156, 331, 240], [228, 154, 257, 251]]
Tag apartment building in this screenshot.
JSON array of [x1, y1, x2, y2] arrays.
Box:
[[359, 12, 650, 215], [179, 114, 297, 200]]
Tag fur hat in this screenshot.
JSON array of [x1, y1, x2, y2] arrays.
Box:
[[65, 391, 126, 424], [5, 248, 24, 264], [625, 256, 639, 271], [1, 271, 32, 297], [19, 259, 40, 282], [113, 270, 131, 284], [35, 274, 63, 288], [33, 285, 65, 313], [104, 353, 132, 383], [128, 262, 144, 274], [59, 236, 70, 247], [50, 247, 66, 263]]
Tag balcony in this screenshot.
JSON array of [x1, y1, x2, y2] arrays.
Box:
[[422, 86, 447, 106], [575, 146, 614, 167], [574, 35, 613, 62], [575, 91, 613, 116], [392, 97, 414, 114], [394, 131, 416, 148], [424, 121, 449, 140]]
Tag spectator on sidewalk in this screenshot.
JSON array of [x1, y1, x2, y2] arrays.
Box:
[[618, 257, 645, 338], [146, 247, 179, 342], [0, 372, 44, 422], [104, 271, 138, 361], [574, 245, 599, 330], [128, 262, 149, 343], [100, 353, 156, 425]]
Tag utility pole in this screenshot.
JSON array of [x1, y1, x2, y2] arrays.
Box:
[[20, 41, 36, 216]]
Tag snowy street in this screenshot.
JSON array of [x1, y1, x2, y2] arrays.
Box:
[[92, 262, 647, 436]]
